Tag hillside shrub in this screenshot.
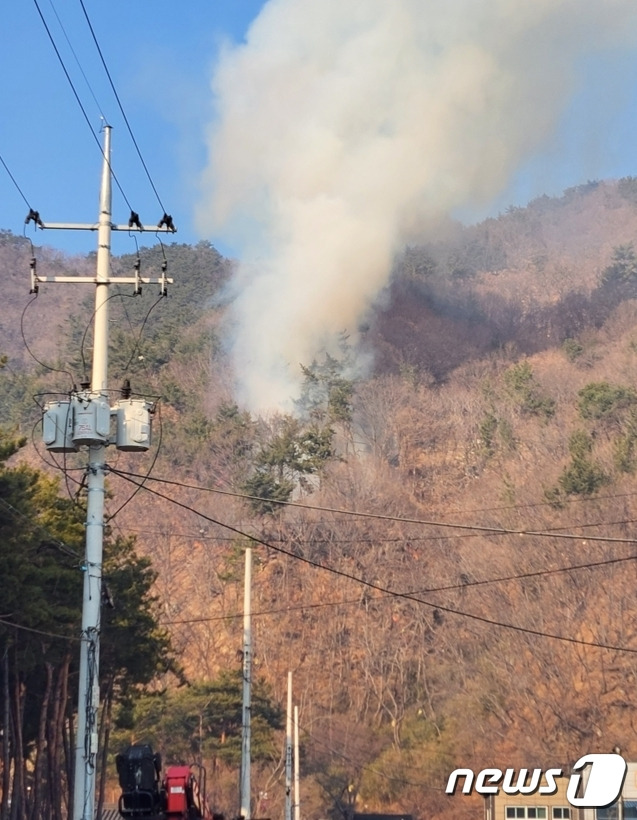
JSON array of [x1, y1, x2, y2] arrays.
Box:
[[577, 381, 637, 422], [504, 361, 555, 419], [557, 430, 608, 496]]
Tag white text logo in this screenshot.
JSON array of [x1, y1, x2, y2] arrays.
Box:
[[446, 753, 627, 808]]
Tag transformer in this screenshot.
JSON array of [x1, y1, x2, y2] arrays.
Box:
[[115, 398, 153, 451], [42, 400, 78, 453], [72, 395, 112, 445]]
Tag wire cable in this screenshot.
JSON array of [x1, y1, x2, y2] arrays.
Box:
[[79, 291, 137, 379], [108, 469, 637, 655], [0, 151, 32, 209], [32, 0, 134, 211], [101, 522, 637, 546], [0, 496, 81, 560], [29, 418, 87, 516], [118, 293, 167, 378], [78, 0, 168, 214], [157, 549, 637, 626], [0, 615, 80, 642], [106, 469, 637, 547], [21, 294, 76, 385], [47, 0, 106, 121]]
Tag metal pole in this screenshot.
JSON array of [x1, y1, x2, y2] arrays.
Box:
[[73, 125, 112, 820], [293, 705, 300, 820], [240, 548, 252, 820], [285, 673, 292, 820]]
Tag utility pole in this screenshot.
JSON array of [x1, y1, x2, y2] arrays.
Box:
[[34, 124, 175, 820], [240, 547, 252, 820], [293, 705, 300, 820], [72, 122, 112, 820], [285, 672, 293, 820]]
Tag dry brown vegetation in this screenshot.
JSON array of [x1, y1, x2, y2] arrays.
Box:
[[4, 180, 637, 820]]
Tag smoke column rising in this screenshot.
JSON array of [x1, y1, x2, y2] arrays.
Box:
[[197, 0, 637, 413]]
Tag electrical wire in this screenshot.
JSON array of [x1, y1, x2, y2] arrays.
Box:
[[114, 524, 635, 547], [32, 0, 134, 212], [106, 469, 637, 547], [79, 291, 137, 379], [0, 496, 81, 560], [439, 488, 637, 516], [108, 469, 637, 655], [78, 285, 165, 383], [47, 0, 106, 121], [78, 0, 168, 215], [157, 549, 637, 626], [100, 520, 637, 545], [0, 615, 80, 642], [118, 293, 167, 378], [29, 417, 88, 517], [0, 151, 32, 209], [21, 294, 76, 384], [115, 239, 143, 346]]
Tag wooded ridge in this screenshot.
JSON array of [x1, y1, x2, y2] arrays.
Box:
[[3, 179, 637, 820]]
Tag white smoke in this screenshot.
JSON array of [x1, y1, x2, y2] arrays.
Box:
[[197, 0, 637, 413]]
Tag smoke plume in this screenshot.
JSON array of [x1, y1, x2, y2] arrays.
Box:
[[197, 0, 637, 413]]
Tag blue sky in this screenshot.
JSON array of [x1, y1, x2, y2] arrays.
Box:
[[3, 2, 637, 261], [1, 1, 265, 257]]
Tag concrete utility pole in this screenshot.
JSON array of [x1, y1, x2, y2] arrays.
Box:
[[285, 672, 293, 820], [34, 125, 175, 820], [240, 547, 252, 820], [72, 122, 113, 820], [293, 705, 300, 820]]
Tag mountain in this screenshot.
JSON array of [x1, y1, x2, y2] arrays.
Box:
[[3, 179, 637, 820]]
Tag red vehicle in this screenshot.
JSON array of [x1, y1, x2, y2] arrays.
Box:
[[116, 745, 213, 820]]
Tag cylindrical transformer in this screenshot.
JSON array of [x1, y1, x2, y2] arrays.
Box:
[[43, 400, 78, 452], [115, 399, 152, 451], [72, 396, 112, 445]]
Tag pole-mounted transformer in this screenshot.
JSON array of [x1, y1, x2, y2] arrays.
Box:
[[42, 393, 154, 453]]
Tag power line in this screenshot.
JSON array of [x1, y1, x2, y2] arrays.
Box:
[[32, 0, 134, 211], [79, 291, 136, 378], [109, 468, 637, 547], [158, 549, 637, 627], [158, 549, 637, 626], [109, 469, 637, 655], [117, 292, 167, 379], [47, 0, 106, 121], [115, 523, 637, 546], [21, 293, 77, 384], [0, 151, 33, 210], [0, 496, 81, 560], [0, 615, 80, 642], [78, 0, 168, 215], [405, 489, 637, 517]]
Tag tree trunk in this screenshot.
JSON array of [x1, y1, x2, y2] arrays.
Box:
[[48, 654, 71, 820], [29, 659, 53, 820], [1, 648, 12, 820], [11, 661, 26, 820]]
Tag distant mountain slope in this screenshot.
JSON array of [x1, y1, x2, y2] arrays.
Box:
[[370, 179, 637, 379]]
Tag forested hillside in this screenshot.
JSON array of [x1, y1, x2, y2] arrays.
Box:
[[3, 179, 637, 820]]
